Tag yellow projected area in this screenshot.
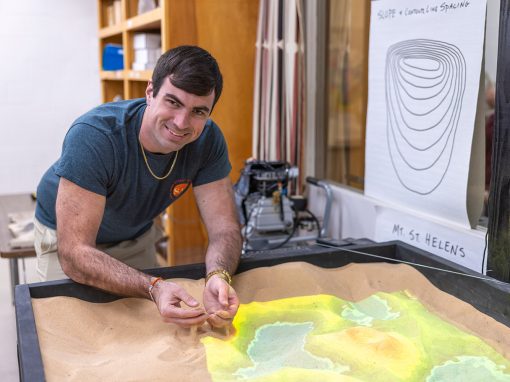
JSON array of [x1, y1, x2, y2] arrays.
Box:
[[201, 292, 510, 382]]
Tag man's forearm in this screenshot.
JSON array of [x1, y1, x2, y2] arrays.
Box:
[[58, 245, 151, 298], [205, 229, 242, 275]]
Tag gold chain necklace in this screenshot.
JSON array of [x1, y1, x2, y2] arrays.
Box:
[[139, 140, 179, 180]]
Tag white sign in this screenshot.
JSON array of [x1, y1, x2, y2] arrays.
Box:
[[375, 206, 487, 273], [365, 0, 487, 228]]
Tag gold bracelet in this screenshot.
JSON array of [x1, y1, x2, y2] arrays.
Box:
[[205, 269, 232, 285]]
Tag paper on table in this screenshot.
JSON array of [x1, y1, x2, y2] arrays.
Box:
[[365, 0, 487, 228], [7, 210, 34, 249], [9, 232, 34, 249]]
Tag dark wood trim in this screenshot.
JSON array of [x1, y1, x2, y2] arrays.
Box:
[[487, 0, 510, 282]]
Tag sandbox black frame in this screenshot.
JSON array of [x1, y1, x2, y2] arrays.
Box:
[[15, 241, 510, 382]]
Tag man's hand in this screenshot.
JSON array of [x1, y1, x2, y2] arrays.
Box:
[[194, 177, 242, 328], [152, 280, 209, 327], [203, 275, 239, 328]]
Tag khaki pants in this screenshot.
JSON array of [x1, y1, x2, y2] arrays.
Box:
[[34, 218, 162, 281]]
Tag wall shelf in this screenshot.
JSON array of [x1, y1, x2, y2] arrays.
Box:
[[100, 70, 125, 80], [126, 7, 162, 31], [98, 23, 124, 38], [98, 0, 164, 102], [126, 70, 153, 81]]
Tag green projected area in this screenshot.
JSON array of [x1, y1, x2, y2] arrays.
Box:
[[201, 292, 510, 382]]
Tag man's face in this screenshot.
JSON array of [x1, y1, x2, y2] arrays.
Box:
[[142, 77, 215, 153]]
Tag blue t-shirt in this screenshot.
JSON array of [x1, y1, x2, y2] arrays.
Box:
[[35, 98, 231, 244]]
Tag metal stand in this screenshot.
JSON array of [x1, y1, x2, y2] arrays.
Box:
[[9, 258, 19, 304]]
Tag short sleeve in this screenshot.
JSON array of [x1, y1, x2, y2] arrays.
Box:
[[192, 122, 232, 186], [55, 123, 115, 196]]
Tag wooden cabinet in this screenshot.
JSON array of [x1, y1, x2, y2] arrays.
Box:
[[97, 0, 259, 265]]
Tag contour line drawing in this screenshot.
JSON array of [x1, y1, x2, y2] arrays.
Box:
[[385, 38, 466, 195]]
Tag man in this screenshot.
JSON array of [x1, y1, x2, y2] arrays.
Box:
[[34, 45, 242, 328]]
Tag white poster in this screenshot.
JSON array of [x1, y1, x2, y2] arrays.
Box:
[[375, 206, 487, 273], [365, 0, 487, 228]]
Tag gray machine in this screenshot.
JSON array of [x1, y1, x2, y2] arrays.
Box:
[[234, 160, 332, 252]]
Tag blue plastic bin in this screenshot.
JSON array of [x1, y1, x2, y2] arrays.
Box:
[[102, 44, 124, 71]]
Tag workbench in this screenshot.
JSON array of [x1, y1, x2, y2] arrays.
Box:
[[0, 193, 36, 303]]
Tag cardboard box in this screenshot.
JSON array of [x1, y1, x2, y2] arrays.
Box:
[[134, 48, 161, 64], [133, 33, 161, 49], [113, 0, 122, 24], [132, 61, 156, 71], [106, 4, 115, 26]]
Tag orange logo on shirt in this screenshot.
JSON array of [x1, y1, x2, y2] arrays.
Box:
[[171, 180, 191, 198]]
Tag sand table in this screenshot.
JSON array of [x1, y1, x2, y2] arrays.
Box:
[[32, 262, 510, 381]]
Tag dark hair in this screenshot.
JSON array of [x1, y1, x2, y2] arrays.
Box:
[[152, 45, 223, 109]]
